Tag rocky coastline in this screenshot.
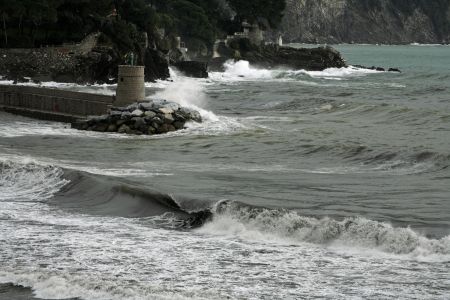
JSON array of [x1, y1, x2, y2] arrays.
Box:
[[0, 46, 172, 85], [71, 99, 202, 135], [209, 39, 347, 71]]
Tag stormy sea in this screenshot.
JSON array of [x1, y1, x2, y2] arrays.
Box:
[[0, 45, 449, 299]]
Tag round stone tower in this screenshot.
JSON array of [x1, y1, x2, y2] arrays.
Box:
[[115, 65, 145, 106]]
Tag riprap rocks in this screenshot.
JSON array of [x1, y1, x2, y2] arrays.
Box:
[[71, 99, 202, 135]]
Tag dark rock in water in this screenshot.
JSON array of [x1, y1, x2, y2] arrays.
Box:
[[179, 107, 202, 123], [354, 64, 400, 72], [174, 112, 187, 122], [173, 121, 185, 130], [388, 68, 401, 73], [215, 39, 347, 71], [172, 61, 208, 78], [183, 210, 213, 228]]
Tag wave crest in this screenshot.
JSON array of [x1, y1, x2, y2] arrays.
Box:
[[209, 60, 380, 82], [199, 201, 450, 260], [0, 160, 68, 202]]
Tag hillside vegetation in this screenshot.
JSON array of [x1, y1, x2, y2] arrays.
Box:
[[0, 0, 286, 51]]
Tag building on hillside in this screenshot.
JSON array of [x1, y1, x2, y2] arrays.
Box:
[[225, 21, 265, 46]]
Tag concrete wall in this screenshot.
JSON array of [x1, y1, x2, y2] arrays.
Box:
[[0, 85, 115, 122]]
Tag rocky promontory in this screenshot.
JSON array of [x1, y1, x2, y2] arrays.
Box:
[[71, 99, 202, 135], [210, 38, 347, 71]]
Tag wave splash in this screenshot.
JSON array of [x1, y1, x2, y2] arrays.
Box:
[[0, 160, 68, 202], [2, 160, 449, 261], [198, 201, 450, 261], [209, 60, 380, 82], [150, 68, 246, 135]]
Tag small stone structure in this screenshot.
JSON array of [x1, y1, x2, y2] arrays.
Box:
[[115, 65, 145, 106], [224, 21, 265, 48], [71, 99, 202, 135]]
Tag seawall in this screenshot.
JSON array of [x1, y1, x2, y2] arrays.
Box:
[[0, 85, 114, 123]]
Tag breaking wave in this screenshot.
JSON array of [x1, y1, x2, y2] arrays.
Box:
[[0, 160, 68, 202], [0, 160, 211, 228], [1, 160, 448, 261], [199, 201, 450, 261], [209, 60, 381, 82]]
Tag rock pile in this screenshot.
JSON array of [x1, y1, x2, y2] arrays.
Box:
[[71, 99, 202, 135]]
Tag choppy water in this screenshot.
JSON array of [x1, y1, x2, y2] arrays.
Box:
[[0, 45, 449, 299]]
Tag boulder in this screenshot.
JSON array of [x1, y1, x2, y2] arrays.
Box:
[[173, 121, 185, 130], [118, 124, 131, 134], [144, 111, 157, 118], [107, 124, 117, 132], [121, 111, 131, 119], [131, 109, 144, 117], [92, 123, 109, 132], [179, 107, 202, 123], [164, 113, 175, 124], [159, 107, 174, 114], [172, 61, 208, 78]]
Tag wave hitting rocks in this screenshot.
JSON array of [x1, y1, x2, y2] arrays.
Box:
[[71, 99, 202, 135]]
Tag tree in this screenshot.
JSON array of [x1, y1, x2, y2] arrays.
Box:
[[227, 0, 286, 29]]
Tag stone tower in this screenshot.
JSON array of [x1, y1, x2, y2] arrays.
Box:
[[115, 65, 145, 106]]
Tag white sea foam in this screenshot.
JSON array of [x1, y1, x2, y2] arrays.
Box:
[[1, 161, 449, 299], [209, 60, 381, 83], [146, 68, 247, 136], [198, 201, 450, 262], [307, 160, 435, 175], [0, 160, 67, 202]]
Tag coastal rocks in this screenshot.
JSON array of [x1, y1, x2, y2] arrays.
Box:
[[144, 49, 170, 82], [172, 61, 209, 78], [0, 46, 171, 84], [212, 38, 347, 71], [71, 99, 202, 135], [353, 65, 402, 73]]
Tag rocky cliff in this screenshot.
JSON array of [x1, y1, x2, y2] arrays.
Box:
[[279, 0, 450, 44]]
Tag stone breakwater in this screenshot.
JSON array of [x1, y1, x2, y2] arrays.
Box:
[[71, 99, 202, 135]]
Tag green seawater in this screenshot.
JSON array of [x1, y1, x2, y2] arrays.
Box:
[[0, 45, 449, 299]]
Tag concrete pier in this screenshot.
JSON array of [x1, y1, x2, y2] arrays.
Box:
[[115, 65, 145, 106], [0, 85, 114, 122]]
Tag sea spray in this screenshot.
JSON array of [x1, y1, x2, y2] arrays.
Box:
[[197, 200, 450, 261], [209, 60, 382, 82]]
